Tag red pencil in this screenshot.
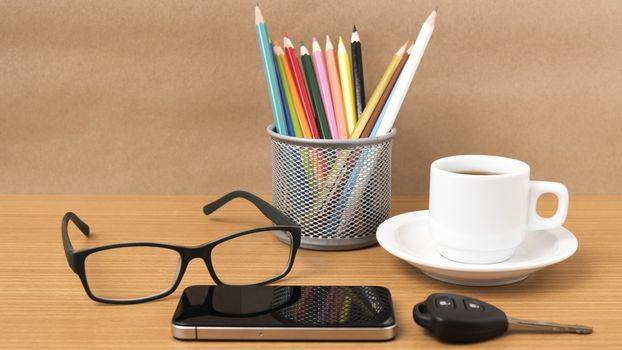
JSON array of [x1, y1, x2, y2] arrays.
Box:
[[283, 33, 319, 138]]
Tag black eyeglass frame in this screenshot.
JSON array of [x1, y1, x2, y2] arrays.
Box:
[[61, 191, 301, 304]]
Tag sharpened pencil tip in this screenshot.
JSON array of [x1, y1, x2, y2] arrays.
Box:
[[254, 5, 264, 24], [434, 5, 438, 12], [283, 32, 289, 38], [353, 25, 357, 32], [351, 28, 360, 43], [397, 40, 410, 55], [300, 44, 310, 56], [425, 7, 438, 26], [325, 35, 334, 51], [282, 35, 293, 48], [312, 39, 321, 52]]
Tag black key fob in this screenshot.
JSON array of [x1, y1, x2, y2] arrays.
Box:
[[413, 293, 508, 342]]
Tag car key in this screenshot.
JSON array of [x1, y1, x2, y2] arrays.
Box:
[[413, 293, 592, 343]]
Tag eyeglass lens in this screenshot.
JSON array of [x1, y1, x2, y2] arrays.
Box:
[[210, 230, 293, 285], [84, 246, 182, 301]]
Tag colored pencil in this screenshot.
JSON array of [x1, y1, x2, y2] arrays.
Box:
[[337, 36, 357, 136], [373, 8, 437, 136], [351, 25, 365, 118], [274, 42, 313, 138], [360, 42, 411, 138], [254, 6, 287, 134], [271, 41, 294, 136], [283, 34, 320, 139], [311, 37, 339, 139], [300, 42, 332, 139], [349, 41, 409, 139], [325, 36, 348, 139], [283, 38, 327, 184], [273, 41, 303, 138]]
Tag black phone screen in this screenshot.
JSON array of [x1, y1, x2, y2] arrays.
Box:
[[172, 285, 395, 328]]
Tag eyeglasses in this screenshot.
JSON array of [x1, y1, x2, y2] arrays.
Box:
[[61, 191, 301, 304]]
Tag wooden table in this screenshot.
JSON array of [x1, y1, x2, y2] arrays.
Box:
[[1, 195, 620, 349]]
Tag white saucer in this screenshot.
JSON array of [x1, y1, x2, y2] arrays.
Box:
[[376, 210, 578, 286]]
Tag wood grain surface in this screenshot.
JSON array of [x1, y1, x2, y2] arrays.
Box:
[[0, 195, 621, 349]]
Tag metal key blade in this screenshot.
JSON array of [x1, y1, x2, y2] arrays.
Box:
[[507, 316, 593, 334]]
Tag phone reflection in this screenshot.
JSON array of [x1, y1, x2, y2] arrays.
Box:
[[271, 286, 391, 326], [174, 285, 392, 327], [175, 285, 300, 319]]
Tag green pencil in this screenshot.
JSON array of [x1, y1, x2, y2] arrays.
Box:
[[300, 42, 332, 139]]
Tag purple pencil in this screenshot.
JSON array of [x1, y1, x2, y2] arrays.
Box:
[[311, 37, 339, 139]]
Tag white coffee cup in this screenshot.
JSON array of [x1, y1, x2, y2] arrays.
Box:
[[429, 155, 569, 264]]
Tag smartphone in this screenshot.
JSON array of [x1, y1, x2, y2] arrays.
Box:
[[172, 285, 397, 341]]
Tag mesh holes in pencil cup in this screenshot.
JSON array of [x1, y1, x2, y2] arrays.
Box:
[[268, 125, 394, 250]]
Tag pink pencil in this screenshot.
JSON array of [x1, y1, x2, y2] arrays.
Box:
[[311, 37, 339, 139], [324, 35, 348, 139]]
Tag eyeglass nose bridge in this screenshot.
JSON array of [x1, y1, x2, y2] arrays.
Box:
[[184, 245, 213, 263], [179, 245, 221, 284]]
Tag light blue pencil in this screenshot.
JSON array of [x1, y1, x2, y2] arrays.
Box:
[[332, 149, 367, 234], [255, 6, 287, 134], [370, 90, 392, 137]]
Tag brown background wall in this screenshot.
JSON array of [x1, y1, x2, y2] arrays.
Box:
[[1, 0, 620, 195]]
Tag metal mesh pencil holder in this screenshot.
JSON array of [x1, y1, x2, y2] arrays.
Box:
[[268, 125, 395, 250]]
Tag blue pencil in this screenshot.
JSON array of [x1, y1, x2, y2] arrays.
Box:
[[271, 41, 294, 136], [255, 6, 287, 134]]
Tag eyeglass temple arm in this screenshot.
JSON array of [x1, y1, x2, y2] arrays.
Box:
[[61, 212, 90, 270], [203, 191, 297, 226]]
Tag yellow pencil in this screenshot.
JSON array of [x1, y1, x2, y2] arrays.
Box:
[[349, 41, 409, 139], [337, 36, 357, 136]]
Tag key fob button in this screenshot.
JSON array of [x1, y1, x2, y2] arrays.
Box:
[[464, 299, 485, 312], [435, 297, 455, 309]]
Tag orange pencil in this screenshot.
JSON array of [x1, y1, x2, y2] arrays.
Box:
[[324, 35, 348, 139], [274, 41, 312, 138], [283, 33, 320, 139]]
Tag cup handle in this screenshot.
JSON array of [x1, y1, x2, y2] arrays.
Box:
[[526, 181, 569, 231]]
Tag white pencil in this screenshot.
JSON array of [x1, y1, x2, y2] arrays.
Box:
[[372, 8, 437, 136]]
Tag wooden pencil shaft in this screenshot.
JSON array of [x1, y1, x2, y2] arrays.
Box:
[[254, 7, 287, 134], [271, 42, 294, 136], [311, 39, 339, 139], [274, 48, 303, 138], [277, 45, 313, 139], [284, 36, 320, 138], [351, 40, 365, 117], [361, 51, 410, 138], [349, 42, 407, 139], [301, 50, 332, 139], [337, 37, 357, 136], [325, 37, 349, 139], [374, 10, 436, 136]]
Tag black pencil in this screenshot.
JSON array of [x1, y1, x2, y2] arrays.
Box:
[[351, 25, 365, 117]]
